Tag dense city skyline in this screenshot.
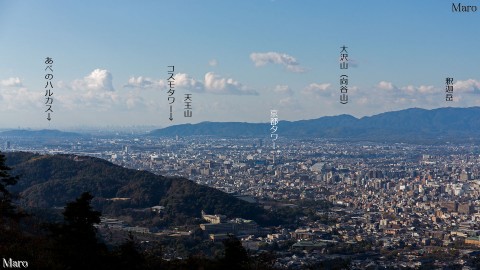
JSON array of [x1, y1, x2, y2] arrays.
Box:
[[3, 132, 480, 268]]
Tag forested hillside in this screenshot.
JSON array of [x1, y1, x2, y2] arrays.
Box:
[[5, 152, 277, 226]]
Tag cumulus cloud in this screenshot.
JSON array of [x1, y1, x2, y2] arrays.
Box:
[[0, 78, 31, 110], [377, 81, 395, 91], [122, 72, 256, 95], [399, 85, 436, 95], [361, 81, 449, 110], [376, 81, 436, 95], [124, 74, 201, 91], [250, 52, 305, 73], [175, 73, 205, 92], [124, 76, 166, 89], [454, 79, 480, 93], [0, 77, 23, 87], [401, 85, 416, 94], [70, 69, 114, 91], [273, 85, 293, 95], [415, 85, 436, 94], [0, 87, 43, 111], [56, 69, 118, 110], [302, 83, 331, 96], [204, 72, 258, 95]]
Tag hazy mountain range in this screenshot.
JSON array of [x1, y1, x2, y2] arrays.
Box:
[[0, 129, 83, 138], [2, 107, 479, 143], [149, 107, 480, 142]]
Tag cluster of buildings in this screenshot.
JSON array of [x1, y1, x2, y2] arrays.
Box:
[[3, 134, 480, 268], [199, 210, 259, 242]]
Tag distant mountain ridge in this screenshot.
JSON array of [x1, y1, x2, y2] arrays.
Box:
[[0, 129, 83, 138], [149, 107, 480, 142]]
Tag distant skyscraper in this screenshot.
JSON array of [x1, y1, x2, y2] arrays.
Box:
[[5, 141, 10, 150]]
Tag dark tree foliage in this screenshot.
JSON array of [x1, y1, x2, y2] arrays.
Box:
[[0, 152, 19, 219], [220, 235, 250, 270], [62, 192, 101, 230], [112, 233, 145, 270], [5, 152, 285, 227], [249, 252, 278, 270], [0, 152, 59, 269], [0, 151, 23, 258], [305, 258, 351, 270], [1, 153, 287, 269], [50, 192, 110, 270]]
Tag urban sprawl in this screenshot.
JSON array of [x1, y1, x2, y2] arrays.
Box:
[[3, 134, 480, 269]]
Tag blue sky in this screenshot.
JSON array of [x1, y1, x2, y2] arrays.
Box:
[[0, 0, 479, 128]]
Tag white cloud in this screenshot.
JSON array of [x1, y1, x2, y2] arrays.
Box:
[[250, 52, 305, 73], [56, 69, 119, 110], [356, 97, 369, 105], [0, 70, 121, 112], [122, 72, 256, 95], [0, 77, 23, 87], [454, 79, 480, 93], [376, 81, 436, 95], [175, 73, 204, 92], [204, 72, 258, 95], [70, 69, 115, 92], [416, 85, 436, 94], [278, 96, 302, 110], [57, 90, 119, 111], [124, 76, 166, 89], [124, 74, 201, 92], [360, 81, 447, 111], [302, 83, 331, 96], [273, 85, 293, 95], [400, 84, 436, 95], [125, 92, 145, 109], [401, 85, 416, 94], [0, 87, 42, 111], [377, 81, 395, 91], [348, 85, 359, 94], [279, 96, 294, 106]]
